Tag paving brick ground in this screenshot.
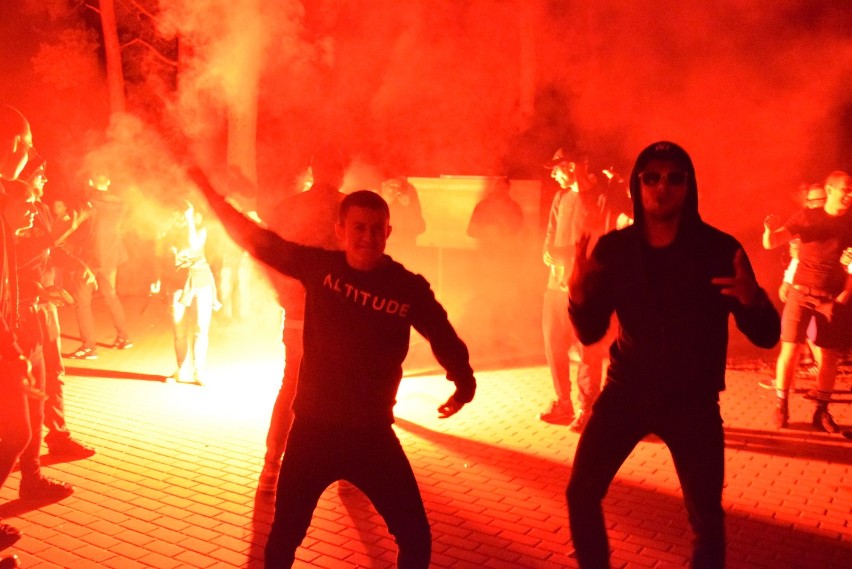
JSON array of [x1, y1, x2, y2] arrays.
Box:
[[0, 296, 849, 568]]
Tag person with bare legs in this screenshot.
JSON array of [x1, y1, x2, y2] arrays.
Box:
[[763, 171, 852, 432]]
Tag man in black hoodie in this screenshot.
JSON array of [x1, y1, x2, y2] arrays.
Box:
[[567, 141, 780, 568], [189, 166, 475, 569]]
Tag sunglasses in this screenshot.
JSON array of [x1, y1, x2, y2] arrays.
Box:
[[639, 171, 688, 186]]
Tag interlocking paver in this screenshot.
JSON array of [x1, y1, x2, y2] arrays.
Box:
[[0, 298, 850, 568]]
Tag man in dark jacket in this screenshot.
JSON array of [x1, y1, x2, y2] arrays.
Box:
[[566, 141, 780, 568], [189, 166, 475, 569]]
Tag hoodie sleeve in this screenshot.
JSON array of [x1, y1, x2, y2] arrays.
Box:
[[189, 167, 300, 276], [568, 232, 616, 345], [410, 277, 476, 403], [729, 249, 781, 349]]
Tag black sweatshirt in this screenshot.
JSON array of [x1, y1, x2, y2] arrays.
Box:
[[195, 174, 475, 426]]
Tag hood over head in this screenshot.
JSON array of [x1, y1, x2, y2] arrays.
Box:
[[629, 141, 701, 230]]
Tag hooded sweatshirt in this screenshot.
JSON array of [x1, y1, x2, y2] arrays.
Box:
[[569, 142, 780, 400]]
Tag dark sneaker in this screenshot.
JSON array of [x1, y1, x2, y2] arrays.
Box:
[[19, 475, 74, 500], [569, 411, 590, 433], [774, 399, 789, 429], [112, 338, 133, 350], [67, 346, 97, 360], [540, 401, 575, 425], [0, 522, 21, 551], [47, 437, 96, 459], [0, 555, 20, 569], [813, 407, 840, 433]]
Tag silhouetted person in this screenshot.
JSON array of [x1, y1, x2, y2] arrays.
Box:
[[763, 171, 852, 432], [466, 177, 524, 352], [540, 149, 607, 432], [190, 164, 476, 569], [567, 141, 780, 568], [66, 173, 132, 359], [155, 200, 217, 386], [19, 158, 95, 458], [6, 179, 75, 500], [380, 176, 425, 262], [0, 104, 35, 559], [258, 157, 345, 494]]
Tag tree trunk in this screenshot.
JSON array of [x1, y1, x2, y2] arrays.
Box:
[[99, 0, 127, 115]]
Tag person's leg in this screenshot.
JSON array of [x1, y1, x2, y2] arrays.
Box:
[[0, 381, 28, 552], [264, 421, 339, 568], [573, 339, 606, 432], [0, 381, 31, 490], [171, 292, 189, 380], [774, 294, 810, 427], [265, 324, 302, 462], [96, 269, 131, 342], [41, 304, 68, 440], [71, 276, 98, 352], [812, 348, 839, 432], [17, 342, 46, 483], [567, 387, 648, 568], [191, 287, 214, 383], [350, 428, 431, 569], [541, 289, 574, 423], [658, 400, 725, 569]]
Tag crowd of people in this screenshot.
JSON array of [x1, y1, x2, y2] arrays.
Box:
[[1, 101, 850, 569]]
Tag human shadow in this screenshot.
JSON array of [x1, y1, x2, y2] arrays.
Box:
[[394, 417, 852, 568], [0, 493, 73, 519], [724, 426, 852, 463], [63, 365, 167, 383]]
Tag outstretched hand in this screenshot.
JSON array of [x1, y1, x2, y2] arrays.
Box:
[[568, 233, 592, 297], [438, 395, 465, 419], [711, 249, 759, 306]]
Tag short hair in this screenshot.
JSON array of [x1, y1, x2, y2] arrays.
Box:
[[0, 105, 28, 146], [338, 190, 390, 224], [825, 170, 851, 189]]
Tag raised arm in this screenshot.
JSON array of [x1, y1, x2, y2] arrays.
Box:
[[762, 213, 793, 250]]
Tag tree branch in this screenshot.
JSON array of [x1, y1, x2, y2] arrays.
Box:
[[127, 0, 158, 22], [120, 37, 178, 67]]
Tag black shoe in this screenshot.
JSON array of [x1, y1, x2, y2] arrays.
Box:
[[774, 399, 788, 429], [539, 401, 575, 425], [813, 406, 840, 433], [0, 555, 20, 569], [112, 337, 133, 350], [66, 346, 97, 360], [569, 411, 590, 433], [0, 522, 21, 552], [19, 475, 74, 500], [47, 437, 96, 459]]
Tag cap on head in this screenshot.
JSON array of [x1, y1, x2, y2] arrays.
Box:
[[543, 148, 570, 169]]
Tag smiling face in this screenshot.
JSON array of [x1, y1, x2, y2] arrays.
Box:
[[335, 205, 392, 270]]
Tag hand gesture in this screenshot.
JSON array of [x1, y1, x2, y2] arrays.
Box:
[[183, 201, 195, 222], [841, 247, 852, 268], [437, 395, 465, 419], [568, 233, 592, 296], [763, 214, 781, 231], [711, 249, 759, 306]]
